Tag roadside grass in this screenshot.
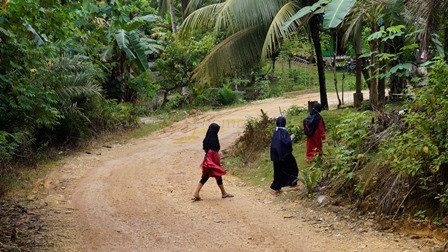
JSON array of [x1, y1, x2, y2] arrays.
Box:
[[274, 61, 364, 94]]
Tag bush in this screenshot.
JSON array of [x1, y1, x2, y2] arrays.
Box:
[[218, 84, 240, 105], [378, 60, 448, 210], [165, 93, 187, 110], [155, 34, 215, 90], [230, 111, 275, 163], [0, 55, 137, 162]]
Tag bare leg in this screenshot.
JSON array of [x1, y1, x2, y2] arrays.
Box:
[[218, 183, 234, 198], [193, 183, 204, 199]]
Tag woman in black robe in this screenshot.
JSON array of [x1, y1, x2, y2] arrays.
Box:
[[270, 117, 299, 192]]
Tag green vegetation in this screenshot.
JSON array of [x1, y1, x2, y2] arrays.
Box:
[[2, 0, 448, 234], [226, 60, 448, 224]]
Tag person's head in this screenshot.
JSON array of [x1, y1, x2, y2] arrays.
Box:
[[203, 123, 221, 152], [276, 116, 286, 127], [207, 123, 220, 134], [311, 103, 322, 115]]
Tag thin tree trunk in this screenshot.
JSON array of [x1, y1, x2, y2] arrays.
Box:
[[361, 58, 370, 89], [353, 24, 364, 107], [378, 41, 386, 108], [369, 26, 379, 111], [333, 32, 341, 107], [308, 16, 328, 109], [168, 0, 178, 33], [378, 74, 386, 106]]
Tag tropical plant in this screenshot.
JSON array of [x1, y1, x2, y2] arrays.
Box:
[[180, 0, 330, 108], [406, 0, 448, 59], [102, 14, 165, 101]]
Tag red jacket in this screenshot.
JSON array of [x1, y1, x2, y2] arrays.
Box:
[[306, 119, 325, 162], [201, 150, 227, 177]]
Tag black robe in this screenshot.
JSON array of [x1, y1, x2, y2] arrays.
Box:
[[270, 117, 299, 191]]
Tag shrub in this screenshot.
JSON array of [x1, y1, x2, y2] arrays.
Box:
[[231, 111, 275, 163], [165, 93, 187, 110], [218, 84, 240, 106], [378, 60, 448, 210]]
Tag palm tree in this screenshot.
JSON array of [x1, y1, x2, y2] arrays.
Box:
[[406, 0, 448, 60], [181, 0, 329, 109], [340, 0, 392, 110]]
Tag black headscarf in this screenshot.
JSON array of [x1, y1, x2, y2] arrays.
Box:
[[304, 103, 324, 137], [270, 117, 292, 162], [203, 123, 220, 153]]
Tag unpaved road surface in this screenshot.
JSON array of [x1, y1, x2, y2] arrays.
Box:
[[32, 92, 431, 251]]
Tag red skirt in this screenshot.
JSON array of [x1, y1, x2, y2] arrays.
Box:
[[201, 150, 227, 177]]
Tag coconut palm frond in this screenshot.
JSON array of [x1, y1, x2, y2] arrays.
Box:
[[214, 0, 286, 35], [192, 26, 265, 85], [185, 0, 226, 16], [180, 3, 225, 37], [58, 82, 102, 100], [261, 2, 298, 59], [406, 0, 448, 51]]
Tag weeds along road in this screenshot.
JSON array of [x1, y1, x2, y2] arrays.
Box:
[[35, 91, 427, 251]]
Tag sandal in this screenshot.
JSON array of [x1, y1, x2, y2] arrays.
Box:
[[222, 193, 234, 199], [191, 196, 202, 202]]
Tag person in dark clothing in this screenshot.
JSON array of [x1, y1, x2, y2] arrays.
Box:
[[304, 103, 326, 162], [192, 123, 234, 201], [270, 117, 299, 192]]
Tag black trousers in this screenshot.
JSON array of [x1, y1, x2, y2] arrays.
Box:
[[270, 153, 299, 191], [200, 173, 223, 185]]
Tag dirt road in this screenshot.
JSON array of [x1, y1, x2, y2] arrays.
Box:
[[34, 92, 429, 251]]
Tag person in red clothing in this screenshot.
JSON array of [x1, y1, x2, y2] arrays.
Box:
[[304, 103, 326, 162], [192, 123, 234, 201]]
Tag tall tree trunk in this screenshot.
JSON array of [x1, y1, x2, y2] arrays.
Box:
[[181, 0, 189, 20], [378, 75, 386, 106], [369, 40, 379, 110], [168, 0, 178, 33], [353, 25, 364, 108], [378, 41, 386, 107], [333, 32, 341, 107], [308, 15, 328, 109], [361, 58, 370, 89]]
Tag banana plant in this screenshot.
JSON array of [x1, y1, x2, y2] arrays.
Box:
[[102, 14, 165, 101]]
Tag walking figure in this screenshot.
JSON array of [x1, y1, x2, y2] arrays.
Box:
[[270, 117, 299, 192], [192, 123, 234, 201]]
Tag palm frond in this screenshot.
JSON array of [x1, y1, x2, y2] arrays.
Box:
[[59, 82, 102, 100], [192, 26, 265, 85], [262, 2, 298, 59], [406, 0, 448, 51], [185, 0, 225, 16], [214, 0, 286, 35], [283, 0, 329, 31], [180, 3, 225, 37]]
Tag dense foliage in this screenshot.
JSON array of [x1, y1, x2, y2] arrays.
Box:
[[0, 0, 162, 163]]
